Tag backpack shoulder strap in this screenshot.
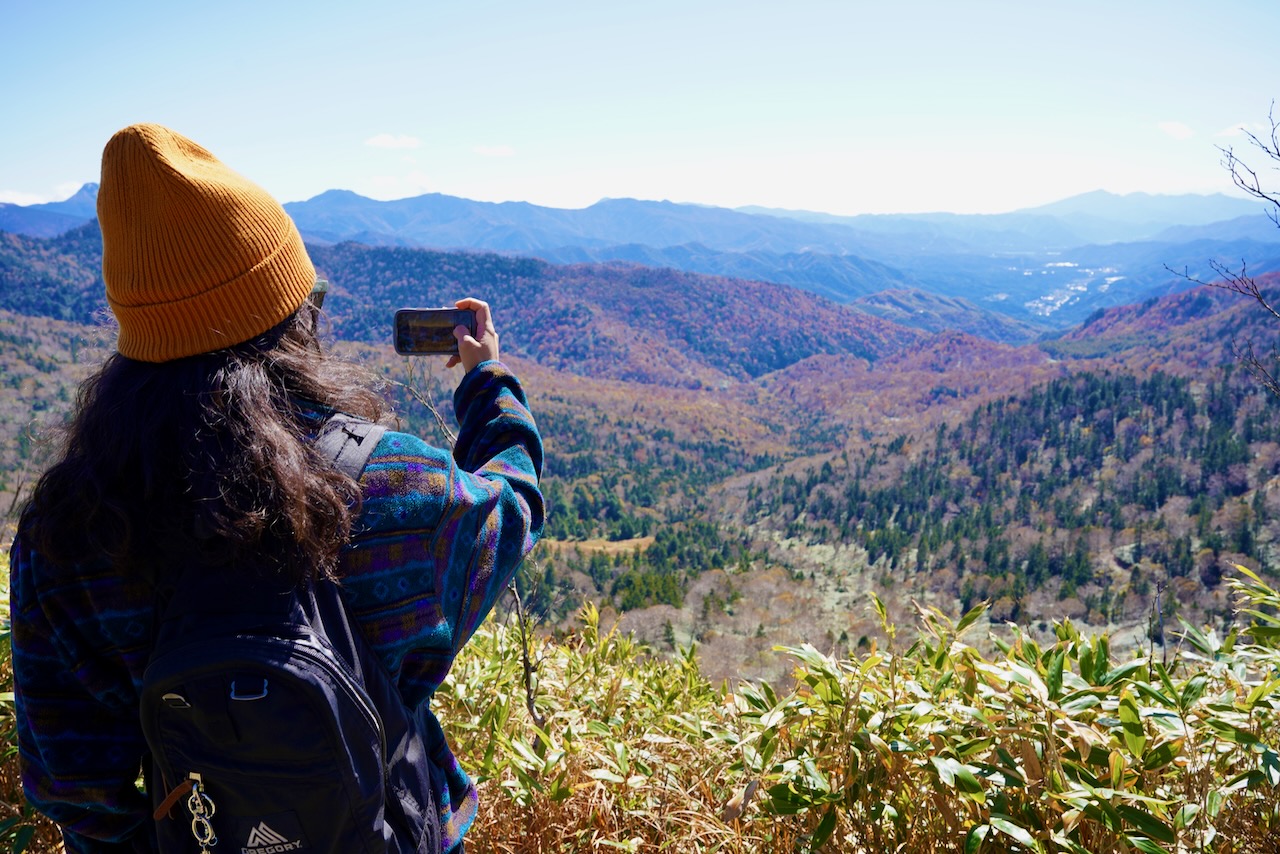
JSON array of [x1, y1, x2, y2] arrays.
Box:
[[315, 414, 388, 480]]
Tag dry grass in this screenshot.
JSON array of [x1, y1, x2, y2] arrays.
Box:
[[442, 585, 1280, 853], [5, 571, 1280, 853]]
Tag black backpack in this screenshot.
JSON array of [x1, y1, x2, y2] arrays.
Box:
[[140, 416, 441, 854]]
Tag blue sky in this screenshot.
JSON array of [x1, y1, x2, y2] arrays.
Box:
[[3, 0, 1279, 215]]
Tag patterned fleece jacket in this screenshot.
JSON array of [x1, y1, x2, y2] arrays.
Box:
[[9, 360, 544, 853]]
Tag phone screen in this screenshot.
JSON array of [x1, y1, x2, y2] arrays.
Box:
[[394, 308, 477, 355]]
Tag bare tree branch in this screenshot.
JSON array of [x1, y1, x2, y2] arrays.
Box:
[[1216, 100, 1280, 228], [1165, 258, 1280, 321], [393, 359, 458, 448], [506, 577, 549, 743], [1230, 337, 1280, 400], [1165, 102, 1280, 401]]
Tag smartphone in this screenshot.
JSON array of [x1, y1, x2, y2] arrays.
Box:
[[394, 308, 477, 355]]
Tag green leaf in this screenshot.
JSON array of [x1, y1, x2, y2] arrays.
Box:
[[12, 827, 34, 854], [1119, 690, 1146, 758], [872, 593, 888, 627], [1094, 637, 1111, 680], [1046, 650, 1064, 701], [1151, 661, 1177, 700], [1205, 788, 1226, 819], [1125, 835, 1171, 854], [1245, 676, 1280, 711], [1060, 692, 1102, 714], [765, 782, 813, 815], [1143, 740, 1181, 772], [1109, 750, 1126, 790], [1264, 748, 1280, 788], [1129, 680, 1174, 708], [1080, 797, 1123, 832], [1101, 660, 1146, 685], [802, 757, 830, 794], [1048, 831, 1094, 854], [1225, 769, 1264, 791], [1173, 803, 1200, 829], [1078, 642, 1096, 684], [932, 756, 985, 798], [956, 601, 988, 635], [1203, 718, 1261, 746], [1234, 563, 1265, 583], [508, 737, 544, 770], [955, 737, 994, 759], [1179, 619, 1219, 656], [760, 707, 786, 729], [965, 824, 990, 854], [810, 807, 838, 850], [1180, 675, 1207, 711], [1117, 804, 1175, 844], [547, 771, 573, 803], [989, 814, 1039, 850]]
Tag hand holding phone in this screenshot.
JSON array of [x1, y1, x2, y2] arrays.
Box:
[[448, 298, 499, 372], [393, 299, 498, 373]]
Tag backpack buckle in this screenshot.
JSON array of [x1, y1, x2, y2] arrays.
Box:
[[161, 692, 191, 709], [230, 678, 269, 701]]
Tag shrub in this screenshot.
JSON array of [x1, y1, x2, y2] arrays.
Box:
[[4, 572, 1279, 852], [440, 575, 1280, 852]]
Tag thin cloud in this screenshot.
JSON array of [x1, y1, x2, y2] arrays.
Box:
[[0, 181, 85, 205], [473, 145, 516, 158], [365, 133, 422, 150], [1157, 121, 1194, 140], [0, 190, 48, 205], [369, 169, 433, 199], [1215, 121, 1269, 139]]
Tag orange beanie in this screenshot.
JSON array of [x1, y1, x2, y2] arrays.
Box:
[[97, 123, 315, 362]]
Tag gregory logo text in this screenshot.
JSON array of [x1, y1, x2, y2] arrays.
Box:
[[242, 822, 304, 854]]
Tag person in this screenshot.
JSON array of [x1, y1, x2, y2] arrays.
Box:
[[8, 123, 544, 853]]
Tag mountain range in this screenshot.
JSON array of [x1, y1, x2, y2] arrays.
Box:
[[4, 205, 1280, 679], [3, 184, 1277, 340]]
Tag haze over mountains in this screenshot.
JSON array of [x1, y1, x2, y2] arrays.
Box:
[[4, 183, 1277, 340]]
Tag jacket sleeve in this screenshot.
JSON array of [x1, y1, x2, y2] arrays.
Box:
[[9, 539, 152, 853], [447, 360, 544, 651]]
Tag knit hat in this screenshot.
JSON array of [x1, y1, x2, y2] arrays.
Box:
[[97, 123, 316, 362]]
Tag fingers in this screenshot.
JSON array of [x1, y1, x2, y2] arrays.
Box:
[[454, 297, 494, 335], [450, 297, 500, 372]]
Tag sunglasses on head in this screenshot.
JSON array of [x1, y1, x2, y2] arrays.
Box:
[[308, 278, 329, 311]]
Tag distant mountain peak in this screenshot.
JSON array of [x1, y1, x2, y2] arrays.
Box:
[[65, 182, 98, 202], [27, 182, 99, 219], [303, 188, 375, 203], [1016, 190, 1262, 225]]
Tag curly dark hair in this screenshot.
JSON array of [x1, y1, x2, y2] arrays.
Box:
[[18, 304, 389, 583]]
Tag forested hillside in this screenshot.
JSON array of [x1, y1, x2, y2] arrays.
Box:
[[742, 369, 1276, 629], [308, 242, 924, 385], [3, 226, 1280, 685]]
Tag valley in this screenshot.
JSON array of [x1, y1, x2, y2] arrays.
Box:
[[3, 196, 1280, 685]]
